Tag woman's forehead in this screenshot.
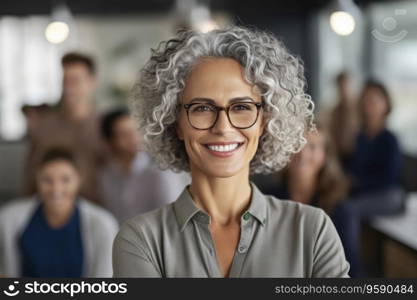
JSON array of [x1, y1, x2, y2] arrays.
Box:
[[182, 58, 261, 103]]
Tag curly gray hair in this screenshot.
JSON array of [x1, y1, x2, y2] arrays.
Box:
[[130, 26, 314, 174]]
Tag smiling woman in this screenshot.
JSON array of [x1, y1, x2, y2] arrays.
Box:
[[176, 57, 265, 179], [113, 26, 350, 278]]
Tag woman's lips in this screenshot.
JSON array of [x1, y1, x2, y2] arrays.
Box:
[[203, 142, 244, 157]]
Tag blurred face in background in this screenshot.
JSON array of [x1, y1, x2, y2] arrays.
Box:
[[289, 131, 326, 177], [62, 62, 96, 108], [110, 115, 140, 157], [361, 86, 390, 124], [37, 159, 81, 212]]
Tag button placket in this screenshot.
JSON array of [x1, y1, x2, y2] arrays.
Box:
[[193, 212, 221, 277], [237, 224, 249, 254], [228, 216, 253, 277], [238, 212, 251, 253]]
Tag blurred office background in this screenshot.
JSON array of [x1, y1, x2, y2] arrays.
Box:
[[1, 1, 417, 159], [0, 0, 416, 278]]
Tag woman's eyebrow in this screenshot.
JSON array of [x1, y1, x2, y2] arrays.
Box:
[[189, 97, 255, 104], [229, 97, 255, 103], [189, 98, 215, 104]]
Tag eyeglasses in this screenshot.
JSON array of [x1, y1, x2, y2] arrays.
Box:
[[183, 101, 264, 130]]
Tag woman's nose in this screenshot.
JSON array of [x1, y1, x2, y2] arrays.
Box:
[[211, 110, 234, 133]]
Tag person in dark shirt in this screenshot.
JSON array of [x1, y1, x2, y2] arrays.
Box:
[[333, 80, 404, 277], [349, 125, 401, 195]]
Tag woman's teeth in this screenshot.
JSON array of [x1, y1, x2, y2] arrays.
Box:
[[207, 143, 239, 152]]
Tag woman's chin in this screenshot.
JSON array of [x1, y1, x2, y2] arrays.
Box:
[[200, 164, 246, 179]]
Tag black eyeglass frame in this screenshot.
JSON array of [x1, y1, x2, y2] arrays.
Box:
[[182, 101, 265, 130]]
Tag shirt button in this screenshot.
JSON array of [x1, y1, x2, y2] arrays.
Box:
[[238, 245, 247, 253], [197, 213, 208, 223], [243, 212, 250, 221]]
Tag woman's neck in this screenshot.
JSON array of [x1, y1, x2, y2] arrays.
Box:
[[42, 202, 76, 229], [188, 168, 252, 226]]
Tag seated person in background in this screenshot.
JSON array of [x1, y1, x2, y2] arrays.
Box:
[[98, 108, 189, 224], [265, 126, 348, 215], [333, 80, 404, 277], [0, 147, 118, 277], [348, 80, 402, 196], [326, 72, 360, 169]]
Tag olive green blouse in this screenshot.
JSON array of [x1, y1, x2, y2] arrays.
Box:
[[112, 183, 350, 277]]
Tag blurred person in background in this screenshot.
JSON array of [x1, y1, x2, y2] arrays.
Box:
[[349, 80, 402, 196], [99, 108, 189, 224], [333, 80, 404, 277], [23, 52, 107, 204], [21, 104, 53, 140], [0, 147, 118, 277], [265, 125, 348, 215], [326, 72, 360, 169]]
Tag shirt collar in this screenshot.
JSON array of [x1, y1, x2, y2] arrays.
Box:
[[173, 182, 267, 232], [247, 183, 268, 226], [173, 185, 201, 232]]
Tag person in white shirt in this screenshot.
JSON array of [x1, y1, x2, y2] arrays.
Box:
[[98, 108, 189, 224]]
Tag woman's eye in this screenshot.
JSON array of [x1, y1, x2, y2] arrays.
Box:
[[232, 104, 251, 111], [193, 105, 214, 112]]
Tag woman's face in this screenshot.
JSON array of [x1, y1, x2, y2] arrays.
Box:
[[362, 86, 389, 122], [290, 131, 326, 176], [177, 58, 264, 178], [37, 159, 81, 209]]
